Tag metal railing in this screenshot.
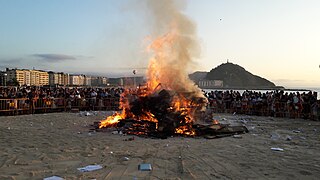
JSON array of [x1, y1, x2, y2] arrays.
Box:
[[208, 99, 320, 120], [1, 97, 319, 121], [0, 97, 120, 116]]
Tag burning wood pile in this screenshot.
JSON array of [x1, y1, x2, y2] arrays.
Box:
[[93, 87, 248, 139], [93, 0, 248, 138]]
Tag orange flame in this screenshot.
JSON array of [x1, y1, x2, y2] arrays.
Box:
[[138, 111, 158, 123], [99, 24, 207, 136], [99, 112, 124, 128], [213, 119, 220, 125], [175, 125, 196, 136]]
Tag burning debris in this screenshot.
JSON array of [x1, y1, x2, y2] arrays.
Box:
[[93, 0, 248, 138], [96, 87, 207, 137], [94, 87, 248, 138]]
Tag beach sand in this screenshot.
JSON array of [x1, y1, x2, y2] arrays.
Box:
[[0, 112, 319, 179]]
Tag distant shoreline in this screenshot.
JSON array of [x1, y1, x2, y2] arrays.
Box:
[[202, 87, 312, 92]]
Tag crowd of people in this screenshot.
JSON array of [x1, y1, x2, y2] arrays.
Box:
[[0, 86, 124, 114], [204, 90, 319, 120], [0, 86, 124, 99], [0, 86, 319, 120]]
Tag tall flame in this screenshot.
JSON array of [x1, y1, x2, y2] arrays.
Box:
[[99, 0, 207, 136]]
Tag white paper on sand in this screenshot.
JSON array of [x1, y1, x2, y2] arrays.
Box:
[[77, 165, 103, 172], [271, 147, 284, 151], [43, 176, 64, 180]]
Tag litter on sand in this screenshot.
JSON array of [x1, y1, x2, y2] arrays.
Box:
[[43, 176, 64, 180], [286, 135, 292, 141], [271, 147, 284, 151], [122, 157, 130, 161], [233, 134, 242, 138], [77, 165, 103, 172], [138, 163, 152, 171]]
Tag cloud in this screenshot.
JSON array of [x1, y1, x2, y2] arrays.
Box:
[[0, 58, 23, 69], [32, 54, 76, 62], [75, 55, 95, 59]]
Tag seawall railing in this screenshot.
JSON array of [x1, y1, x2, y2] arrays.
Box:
[[0, 97, 119, 116]]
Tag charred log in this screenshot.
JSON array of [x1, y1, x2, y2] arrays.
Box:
[[193, 124, 249, 137]]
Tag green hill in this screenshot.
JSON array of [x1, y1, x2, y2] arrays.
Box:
[[205, 62, 276, 88], [188, 71, 207, 82]]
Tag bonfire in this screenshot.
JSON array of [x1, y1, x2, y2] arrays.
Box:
[[98, 27, 208, 137], [96, 0, 247, 138]]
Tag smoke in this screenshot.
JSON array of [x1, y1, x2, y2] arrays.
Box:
[[144, 0, 204, 99]]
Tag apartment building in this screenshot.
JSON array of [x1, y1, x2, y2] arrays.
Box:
[[30, 70, 39, 86], [48, 71, 59, 86], [48, 71, 71, 86], [39, 71, 49, 86], [5, 68, 50, 86], [29, 70, 49, 86], [57, 72, 63, 85], [69, 74, 85, 86], [62, 73, 69, 86], [0, 71, 8, 86], [3, 68, 111, 87], [84, 75, 91, 86], [5, 68, 31, 86], [198, 80, 223, 88], [91, 76, 108, 86]]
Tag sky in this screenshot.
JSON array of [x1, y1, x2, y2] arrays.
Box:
[[0, 0, 319, 88]]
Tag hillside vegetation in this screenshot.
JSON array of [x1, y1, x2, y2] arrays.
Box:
[[189, 62, 277, 89]]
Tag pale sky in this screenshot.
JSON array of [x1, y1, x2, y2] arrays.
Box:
[[0, 0, 319, 88]]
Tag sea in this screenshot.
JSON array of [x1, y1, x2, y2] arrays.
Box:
[[202, 87, 320, 100]]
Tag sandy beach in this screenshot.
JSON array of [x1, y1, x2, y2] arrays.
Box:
[[0, 111, 319, 180]]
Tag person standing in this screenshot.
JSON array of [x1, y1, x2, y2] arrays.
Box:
[[28, 90, 35, 114]]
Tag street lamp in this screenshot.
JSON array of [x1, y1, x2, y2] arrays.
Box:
[[133, 69, 137, 88], [4, 73, 7, 87]]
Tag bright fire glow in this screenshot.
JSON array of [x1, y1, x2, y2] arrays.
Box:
[[99, 112, 124, 128], [175, 125, 196, 136], [99, 25, 207, 136], [213, 119, 220, 125]]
